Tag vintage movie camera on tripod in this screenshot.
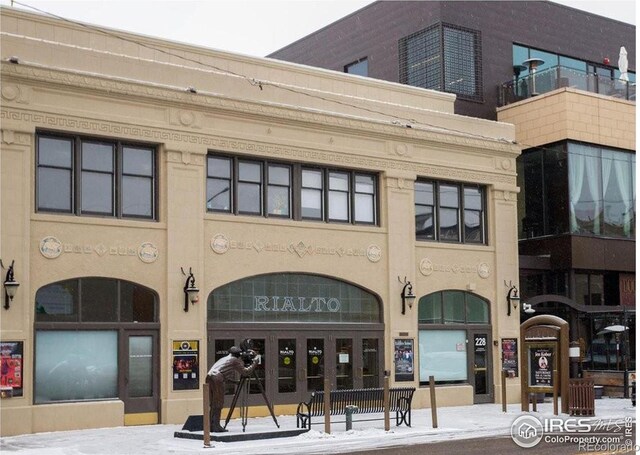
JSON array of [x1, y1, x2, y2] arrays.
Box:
[[224, 338, 279, 431], [239, 338, 258, 367]]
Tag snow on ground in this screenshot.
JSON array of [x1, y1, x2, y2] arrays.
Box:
[[1, 397, 636, 454]]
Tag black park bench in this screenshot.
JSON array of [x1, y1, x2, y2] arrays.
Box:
[[296, 387, 415, 430]]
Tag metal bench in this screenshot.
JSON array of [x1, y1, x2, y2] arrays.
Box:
[[296, 387, 415, 430]]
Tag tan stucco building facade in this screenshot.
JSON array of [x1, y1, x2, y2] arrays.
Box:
[[1, 8, 521, 436]]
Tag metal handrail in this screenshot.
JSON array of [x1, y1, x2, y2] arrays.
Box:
[[499, 65, 636, 106]]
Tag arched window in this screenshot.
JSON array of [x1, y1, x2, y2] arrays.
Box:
[[418, 290, 489, 324], [35, 277, 157, 323], [208, 273, 381, 324]]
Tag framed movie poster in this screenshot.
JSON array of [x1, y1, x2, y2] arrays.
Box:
[[394, 338, 414, 382], [1, 341, 23, 398], [501, 338, 518, 377], [528, 343, 555, 391], [172, 340, 199, 390]]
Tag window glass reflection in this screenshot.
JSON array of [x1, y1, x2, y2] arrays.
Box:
[[35, 330, 118, 403]]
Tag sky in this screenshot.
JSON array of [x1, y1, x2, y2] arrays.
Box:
[[0, 0, 636, 58]]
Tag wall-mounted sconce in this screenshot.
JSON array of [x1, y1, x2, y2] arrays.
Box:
[[1, 260, 19, 310], [504, 281, 535, 316], [399, 276, 416, 315], [181, 267, 199, 312], [506, 282, 520, 316]]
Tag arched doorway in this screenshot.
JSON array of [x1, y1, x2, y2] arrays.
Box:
[[207, 272, 384, 406], [34, 278, 160, 424]]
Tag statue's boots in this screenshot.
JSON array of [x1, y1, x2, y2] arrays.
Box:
[[211, 408, 228, 433]]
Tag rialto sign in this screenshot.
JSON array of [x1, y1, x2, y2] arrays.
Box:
[[254, 295, 341, 312]]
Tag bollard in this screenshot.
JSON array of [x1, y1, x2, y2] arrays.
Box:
[[501, 370, 507, 413], [345, 405, 359, 431], [383, 375, 390, 431], [324, 378, 331, 434], [203, 383, 211, 448], [429, 375, 438, 429]]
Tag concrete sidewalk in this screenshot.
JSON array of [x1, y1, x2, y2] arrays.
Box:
[[1, 397, 635, 454]]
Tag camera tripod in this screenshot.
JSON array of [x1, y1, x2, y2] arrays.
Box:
[[224, 370, 280, 432]]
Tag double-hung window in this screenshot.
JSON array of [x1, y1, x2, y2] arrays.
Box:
[[207, 153, 378, 225], [237, 160, 263, 215], [36, 132, 157, 220], [301, 169, 323, 219], [328, 171, 350, 222], [415, 179, 486, 244]]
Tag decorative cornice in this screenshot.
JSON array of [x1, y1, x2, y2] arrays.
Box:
[[1, 63, 520, 156], [1, 107, 517, 186]]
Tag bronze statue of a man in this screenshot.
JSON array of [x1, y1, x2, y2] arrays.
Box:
[[206, 346, 258, 432]]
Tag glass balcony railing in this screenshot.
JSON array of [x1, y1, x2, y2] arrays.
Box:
[[498, 66, 636, 106]]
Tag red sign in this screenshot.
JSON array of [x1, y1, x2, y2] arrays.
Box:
[[619, 274, 635, 306]]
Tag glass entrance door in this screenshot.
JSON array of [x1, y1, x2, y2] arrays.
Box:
[[361, 338, 380, 388], [207, 330, 382, 405], [335, 338, 353, 389], [471, 332, 493, 403], [122, 331, 159, 424], [306, 338, 325, 393], [277, 338, 299, 402]]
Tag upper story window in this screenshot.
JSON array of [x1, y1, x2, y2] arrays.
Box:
[[399, 23, 482, 101], [518, 142, 636, 238], [415, 179, 487, 244], [519, 141, 635, 239], [36, 132, 157, 220], [207, 153, 378, 225], [344, 58, 368, 77]]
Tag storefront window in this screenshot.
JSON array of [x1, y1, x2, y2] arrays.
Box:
[[35, 331, 118, 403], [208, 273, 381, 323], [418, 330, 467, 382]]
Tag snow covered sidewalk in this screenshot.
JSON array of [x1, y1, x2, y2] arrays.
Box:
[[1, 397, 635, 454]]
